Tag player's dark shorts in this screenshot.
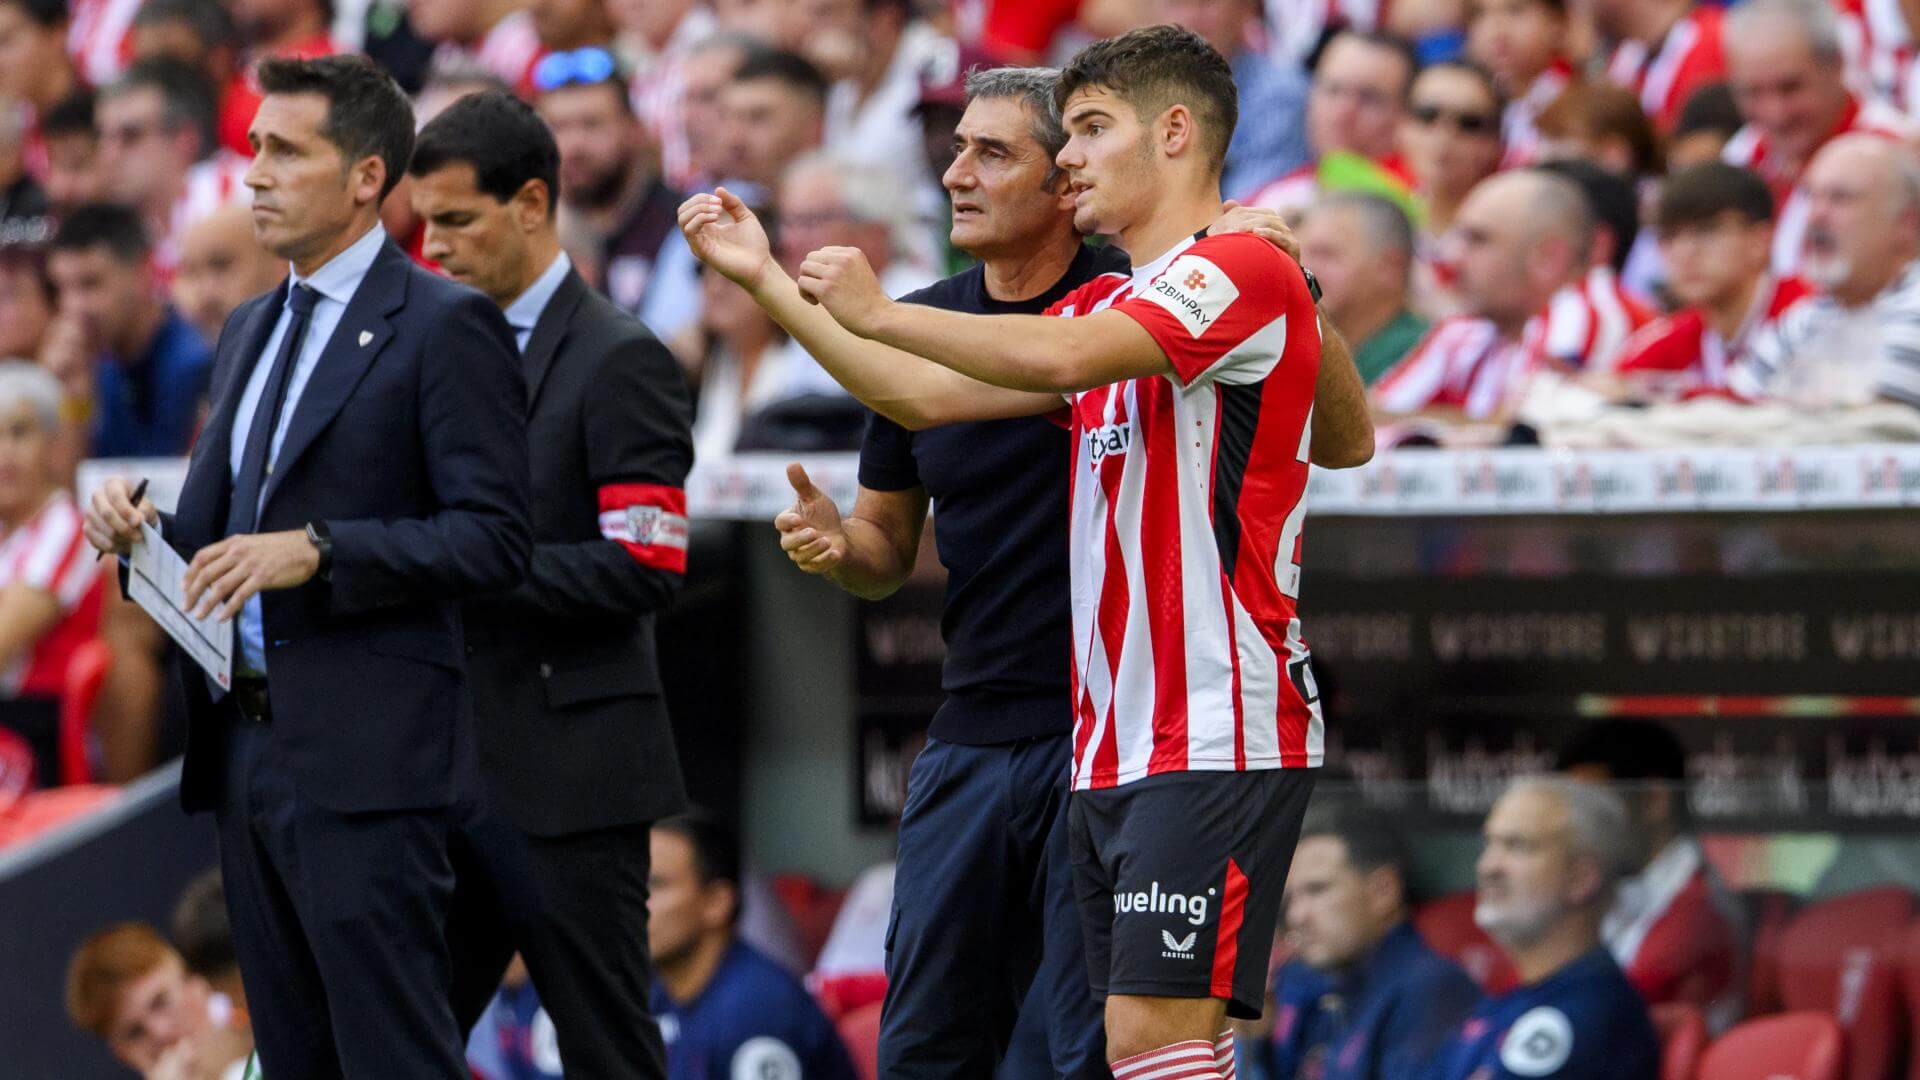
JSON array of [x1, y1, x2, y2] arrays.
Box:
[[1067, 767, 1316, 1019]]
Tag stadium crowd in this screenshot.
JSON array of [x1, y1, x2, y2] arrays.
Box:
[[0, 0, 1916, 1076]]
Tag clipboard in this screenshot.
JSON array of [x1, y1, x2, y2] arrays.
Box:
[[126, 521, 235, 690]]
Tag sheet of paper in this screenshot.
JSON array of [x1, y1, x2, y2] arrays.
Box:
[[126, 521, 234, 691]]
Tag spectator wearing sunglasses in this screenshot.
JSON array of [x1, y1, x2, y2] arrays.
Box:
[[535, 49, 698, 342], [1399, 61, 1504, 317]]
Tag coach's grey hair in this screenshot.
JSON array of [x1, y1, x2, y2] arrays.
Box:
[[1505, 775, 1640, 888], [965, 66, 1067, 185], [783, 149, 919, 260], [1727, 0, 1844, 63], [0, 360, 64, 434]]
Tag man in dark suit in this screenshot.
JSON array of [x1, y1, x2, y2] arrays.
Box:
[[407, 90, 692, 1077], [82, 57, 531, 1078]]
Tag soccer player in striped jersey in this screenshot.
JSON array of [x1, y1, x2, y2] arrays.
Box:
[[790, 25, 1371, 1079]]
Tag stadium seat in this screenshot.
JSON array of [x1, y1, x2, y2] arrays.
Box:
[[771, 872, 849, 968], [58, 639, 112, 786], [1413, 891, 1518, 994], [1744, 888, 1800, 1017], [1776, 887, 1912, 1080], [1653, 1002, 1708, 1080], [0, 784, 119, 850], [836, 1000, 882, 1080], [1899, 921, 1920, 1080], [1697, 1012, 1845, 1080]]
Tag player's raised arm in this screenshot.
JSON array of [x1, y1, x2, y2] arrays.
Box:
[[800, 244, 1172, 392], [678, 189, 1062, 429]]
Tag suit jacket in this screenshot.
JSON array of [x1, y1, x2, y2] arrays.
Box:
[[461, 268, 692, 836], [166, 238, 532, 816]]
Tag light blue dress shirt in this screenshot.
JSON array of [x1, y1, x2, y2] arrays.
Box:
[[502, 252, 572, 355], [226, 223, 387, 672]]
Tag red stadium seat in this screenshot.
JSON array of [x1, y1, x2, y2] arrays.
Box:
[[58, 639, 112, 786], [1653, 1002, 1708, 1080], [1899, 921, 1920, 1080], [1776, 887, 1912, 1080], [1744, 888, 1800, 1018], [0, 784, 119, 850], [1413, 891, 1518, 994], [1697, 1012, 1845, 1080], [836, 1000, 882, 1080], [770, 872, 849, 968]]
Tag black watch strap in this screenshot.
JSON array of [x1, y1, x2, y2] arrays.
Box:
[[1302, 267, 1323, 304], [305, 521, 333, 581]]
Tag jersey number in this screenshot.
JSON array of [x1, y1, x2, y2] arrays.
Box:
[[1274, 410, 1311, 599]]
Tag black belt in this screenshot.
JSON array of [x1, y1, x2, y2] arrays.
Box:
[[231, 677, 272, 724]]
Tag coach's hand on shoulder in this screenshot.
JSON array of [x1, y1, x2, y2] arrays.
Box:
[[773, 463, 848, 576], [678, 187, 775, 293], [184, 530, 321, 621], [797, 246, 890, 337], [82, 476, 158, 556], [1209, 200, 1301, 262]]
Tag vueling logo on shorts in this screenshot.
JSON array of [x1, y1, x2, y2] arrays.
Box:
[[1115, 881, 1214, 926]]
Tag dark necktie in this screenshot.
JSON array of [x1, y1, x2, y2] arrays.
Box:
[[226, 284, 318, 537]]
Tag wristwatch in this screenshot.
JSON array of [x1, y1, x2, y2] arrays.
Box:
[[305, 521, 333, 581], [1302, 267, 1323, 304]]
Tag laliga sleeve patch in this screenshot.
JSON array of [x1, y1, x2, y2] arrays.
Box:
[[1140, 254, 1240, 338], [731, 1036, 803, 1080], [1499, 1006, 1573, 1076]]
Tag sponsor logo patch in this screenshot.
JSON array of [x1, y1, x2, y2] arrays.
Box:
[[1115, 880, 1215, 926], [1141, 254, 1239, 338]]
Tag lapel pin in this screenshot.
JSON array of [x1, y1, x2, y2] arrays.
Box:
[[358, 330, 373, 346]]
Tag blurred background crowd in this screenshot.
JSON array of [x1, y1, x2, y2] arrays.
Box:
[[4, 0, 1920, 1077]]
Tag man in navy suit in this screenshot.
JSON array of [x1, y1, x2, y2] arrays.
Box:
[[82, 55, 531, 1079]]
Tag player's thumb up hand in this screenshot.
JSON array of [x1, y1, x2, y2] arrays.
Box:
[[787, 462, 819, 502]]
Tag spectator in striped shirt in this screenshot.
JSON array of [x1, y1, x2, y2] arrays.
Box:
[[1723, 0, 1913, 276], [95, 57, 251, 279], [0, 361, 103, 790], [1467, 0, 1570, 169], [1732, 134, 1920, 409], [1611, 162, 1811, 398], [1373, 169, 1596, 427], [1595, 0, 1726, 132]]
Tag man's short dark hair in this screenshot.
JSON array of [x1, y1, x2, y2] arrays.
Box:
[[1299, 797, 1410, 882], [169, 870, 236, 981], [1656, 161, 1775, 232], [103, 56, 220, 159], [1056, 24, 1239, 175], [1316, 29, 1420, 99], [731, 47, 829, 108], [40, 87, 94, 139], [656, 810, 743, 924], [410, 91, 560, 217], [1536, 158, 1639, 273], [132, 0, 236, 48], [1558, 719, 1687, 783], [50, 202, 150, 262], [1, 0, 66, 28], [1673, 82, 1743, 143], [257, 54, 415, 200]]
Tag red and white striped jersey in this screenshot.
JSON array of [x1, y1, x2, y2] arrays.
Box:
[[1835, 0, 1920, 112], [1723, 96, 1912, 275], [1604, 6, 1727, 131], [1500, 61, 1574, 169], [1614, 274, 1814, 393], [1541, 265, 1656, 373], [1373, 313, 1545, 418], [0, 492, 105, 698], [432, 10, 545, 95], [65, 0, 139, 88], [1044, 233, 1324, 790], [155, 151, 252, 282]]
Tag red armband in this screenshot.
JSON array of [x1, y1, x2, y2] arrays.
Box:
[[598, 483, 689, 573]]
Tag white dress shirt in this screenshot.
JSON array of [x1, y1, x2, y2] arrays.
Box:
[[502, 252, 572, 355], [227, 223, 387, 672]]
